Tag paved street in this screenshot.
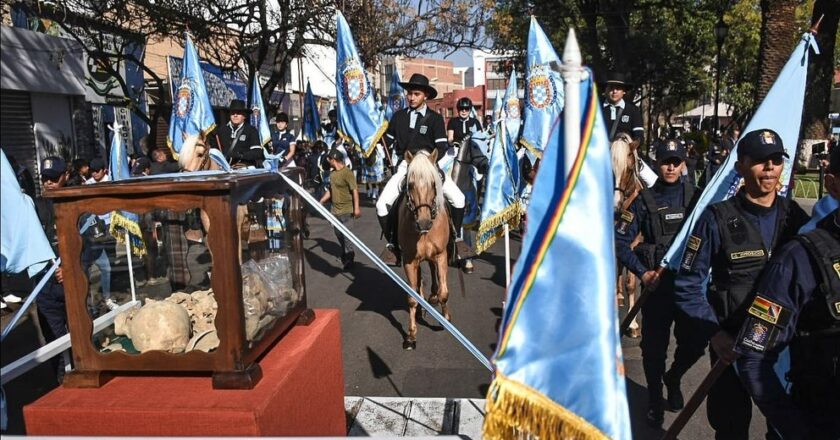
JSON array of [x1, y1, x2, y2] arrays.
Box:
[[3, 194, 818, 437]]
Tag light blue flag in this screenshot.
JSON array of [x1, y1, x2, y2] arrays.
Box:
[[108, 121, 146, 257], [493, 90, 504, 122], [385, 68, 406, 122], [249, 75, 272, 147], [661, 33, 819, 270], [475, 71, 523, 254], [484, 74, 631, 440], [522, 17, 564, 160], [303, 81, 322, 142], [335, 12, 388, 157], [0, 149, 55, 277], [167, 33, 216, 163], [799, 195, 839, 233], [502, 68, 522, 149]]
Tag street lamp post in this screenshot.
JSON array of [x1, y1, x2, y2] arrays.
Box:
[[713, 17, 729, 137]]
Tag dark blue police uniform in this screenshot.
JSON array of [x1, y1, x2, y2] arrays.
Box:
[[615, 140, 705, 425], [674, 128, 811, 439], [733, 211, 840, 440]]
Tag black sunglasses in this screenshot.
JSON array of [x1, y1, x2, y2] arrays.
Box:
[[41, 175, 61, 183]]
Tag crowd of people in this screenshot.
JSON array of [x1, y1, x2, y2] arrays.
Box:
[[2, 67, 838, 439], [608, 73, 839, 438]]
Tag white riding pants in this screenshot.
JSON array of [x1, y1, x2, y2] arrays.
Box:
[[375, 154, 465, 217]]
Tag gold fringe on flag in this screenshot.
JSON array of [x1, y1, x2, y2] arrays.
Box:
[[484, 373, 610, 440], [337, 120, 389, 159], [475, 201, 522, 255], [109, 211, 147, 257], [518, 138, 543, 161]]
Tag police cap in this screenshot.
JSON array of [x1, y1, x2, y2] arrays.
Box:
[[737, 129, 788, 162], [40, 156, 67, 180], [656, 139, 686, 162]]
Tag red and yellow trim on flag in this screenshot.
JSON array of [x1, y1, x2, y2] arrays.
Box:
[[496, 88, 598, 358], [484, 373, 610, 440], [484, 87, 607, 440]]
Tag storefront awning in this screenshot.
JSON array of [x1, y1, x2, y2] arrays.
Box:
[[1, 26, 86, 95]]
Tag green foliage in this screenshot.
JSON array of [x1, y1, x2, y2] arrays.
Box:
[[487, 0, 822, 128]]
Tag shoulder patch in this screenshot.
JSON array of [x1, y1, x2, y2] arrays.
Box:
[[748, 295, 783, 325], [616, 210, 634, 235], [687, 235, 701, 251]]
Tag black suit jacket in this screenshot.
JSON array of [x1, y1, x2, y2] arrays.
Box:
[[384, 107, 448, 160]]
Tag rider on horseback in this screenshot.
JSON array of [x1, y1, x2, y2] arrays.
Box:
[[376, 74, 469, 265]]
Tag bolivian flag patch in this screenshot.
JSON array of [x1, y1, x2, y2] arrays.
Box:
[[748, 296, 786, 326]]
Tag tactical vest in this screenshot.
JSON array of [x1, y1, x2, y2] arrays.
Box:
[[788, 219, 840, 414], [638, 183, 695, 264], [796, 221, 840, 335], [709, 197, 790, 329]]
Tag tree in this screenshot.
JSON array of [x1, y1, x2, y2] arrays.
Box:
[[800, 0, 840, 142], [755, 0, 799, 102]]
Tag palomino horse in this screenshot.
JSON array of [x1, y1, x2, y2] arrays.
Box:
[[399, 149, 450, 350], [178, 134, 252, 264], [611, 134, 643, 337]]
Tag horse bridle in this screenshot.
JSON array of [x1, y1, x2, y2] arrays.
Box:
[[404, 181, 439, 222]]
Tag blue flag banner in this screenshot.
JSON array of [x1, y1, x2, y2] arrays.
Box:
[[167, 33, 216, 163], [249, 75, 272, 147], [503, 68, 522, 149], [660, 33, 818, 270], [0, 149, 55, 277], [484, 75, 631, 439], [476, 70, 523, 254], [522, 17, 564, 160], [385, 69, 406, 122], [335, 12, 388, 157], [108, 121, 146, 257], [303, 81, 322, 142]]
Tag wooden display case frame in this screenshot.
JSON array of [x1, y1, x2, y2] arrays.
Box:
[[45, 168, 314, 389]]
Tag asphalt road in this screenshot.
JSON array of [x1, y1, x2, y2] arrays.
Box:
[[2, 195, 816, 437]]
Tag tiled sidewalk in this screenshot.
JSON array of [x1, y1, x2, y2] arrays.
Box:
[[345, 397, 486, 438]]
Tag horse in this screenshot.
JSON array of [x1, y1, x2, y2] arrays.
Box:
[[399, 149, 451, 350], [611, 134, 643, 337]]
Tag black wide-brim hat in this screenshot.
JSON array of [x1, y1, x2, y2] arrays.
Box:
[[603, 72, 633, 89], [229, 99, 248, 113], [399, 73, 438, 99]]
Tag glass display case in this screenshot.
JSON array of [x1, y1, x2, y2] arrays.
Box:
[[46, 168, 313, 389]]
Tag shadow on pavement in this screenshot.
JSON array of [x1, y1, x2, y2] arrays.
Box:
[[626, 377, 667, 439]]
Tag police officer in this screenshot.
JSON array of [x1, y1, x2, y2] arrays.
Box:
[[674, 129, 810, 439], [213, 99, 264, 168], [376, 73, 467, 264], [602, 72, 644, 145], [447, 97, 482, 145], [271, 112, 297, 167], [615, 140, 705, 427], [34, 157, 73, 381], [733, 146, 840, 440]]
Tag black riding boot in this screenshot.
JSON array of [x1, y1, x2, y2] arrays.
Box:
[[377, 214, 400, 266], [450, 206, 473, 258]]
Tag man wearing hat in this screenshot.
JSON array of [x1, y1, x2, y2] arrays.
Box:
[[674, 129, 811, 439], [730, 146, 840, 439], [614, 139, 705, 427], [34, 156, 72, 380], [271, 112, 297, 167], [213, 99, 264, 168], [602, 72, 645, 146], [376, 73, 467, 264]]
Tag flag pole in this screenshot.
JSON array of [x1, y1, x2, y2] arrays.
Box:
[[124, 230, 137, 303], [561, 28, 583, 178], [504, 224, 511, 288]]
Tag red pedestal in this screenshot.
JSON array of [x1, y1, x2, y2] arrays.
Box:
[[24, 309, 346, 437]]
